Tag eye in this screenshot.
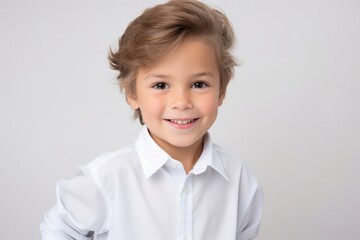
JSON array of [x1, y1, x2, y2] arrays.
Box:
[[152, 82, 168, 89], [192, 81, 208, 89]]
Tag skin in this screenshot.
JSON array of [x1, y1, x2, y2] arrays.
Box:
[[127, 37, 224, 174]]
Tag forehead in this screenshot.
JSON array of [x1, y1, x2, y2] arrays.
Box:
[[138, 37, 220, 79]]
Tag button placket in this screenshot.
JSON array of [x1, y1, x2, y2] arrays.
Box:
[[178, 176, 193, 240]]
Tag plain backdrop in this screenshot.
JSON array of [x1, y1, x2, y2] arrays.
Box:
[[1, 0, 359, 239]]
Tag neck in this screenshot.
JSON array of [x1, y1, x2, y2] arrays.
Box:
[[150, 132, 204, 174], [171, 139, 204, 174]]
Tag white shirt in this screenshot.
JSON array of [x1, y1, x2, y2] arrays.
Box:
[[41, 126, 263, 240]]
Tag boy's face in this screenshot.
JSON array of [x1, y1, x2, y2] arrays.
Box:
[[128, 38, 224, 155]]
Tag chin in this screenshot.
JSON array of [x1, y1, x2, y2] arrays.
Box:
[[167, 136, 202, 148], [171, 141, 197, 148]]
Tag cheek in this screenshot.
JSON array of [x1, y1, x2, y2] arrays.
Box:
[[198, 94, 220, 115], [139, 96, 164, 117]]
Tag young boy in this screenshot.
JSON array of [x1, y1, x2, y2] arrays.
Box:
[[41, 1, 263, 239]]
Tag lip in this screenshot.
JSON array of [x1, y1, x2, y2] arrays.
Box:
[[164, 118, 199, 129]]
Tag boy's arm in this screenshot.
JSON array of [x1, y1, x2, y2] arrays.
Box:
[[40, 168, 108, 240], [236, 183, 264, 240]]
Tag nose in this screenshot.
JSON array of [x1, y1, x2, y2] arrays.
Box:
[[169, 89, 193, 110]]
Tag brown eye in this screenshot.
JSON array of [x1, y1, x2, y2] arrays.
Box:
[[192, 82, 208, 88], [152, 82, 168, 89]]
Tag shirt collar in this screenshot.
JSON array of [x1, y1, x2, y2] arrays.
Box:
[[135, 125, 229, 181], [135, 126, 170, 178], [191, 133, 229, 181]]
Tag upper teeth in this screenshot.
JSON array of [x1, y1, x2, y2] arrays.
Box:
[[170, 119, 194, 125]]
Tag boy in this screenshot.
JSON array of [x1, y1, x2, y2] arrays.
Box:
[[41, 1, 263, 239]]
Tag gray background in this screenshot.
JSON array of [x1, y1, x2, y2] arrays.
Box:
[[1, 0, 359, 239]]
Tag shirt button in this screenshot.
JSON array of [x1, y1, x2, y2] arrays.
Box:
[[183, 186, 189, 194]]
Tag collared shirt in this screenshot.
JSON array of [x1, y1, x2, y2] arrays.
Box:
[[41, 126, 263, 240]]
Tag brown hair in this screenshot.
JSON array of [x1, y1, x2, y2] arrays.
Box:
[[109, 0, 237, 124]]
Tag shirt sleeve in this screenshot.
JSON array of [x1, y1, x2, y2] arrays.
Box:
[[236, 164, 264, 240], [40, 166, 108, 240]]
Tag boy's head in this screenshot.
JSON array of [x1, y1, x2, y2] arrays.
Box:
[[109, 0, 237, 125]]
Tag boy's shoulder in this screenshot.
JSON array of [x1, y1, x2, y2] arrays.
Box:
[[85, 143, 140, 175], [213, 143, 244, 166], [212, 143, 257, 181]]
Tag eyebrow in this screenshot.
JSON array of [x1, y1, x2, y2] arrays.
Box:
[[192, 71, 215, 78], [144, 74, 170, 81], [144, 71, 215, 81]]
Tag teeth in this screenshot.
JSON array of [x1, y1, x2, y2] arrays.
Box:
[[170, 119, 194, 125]]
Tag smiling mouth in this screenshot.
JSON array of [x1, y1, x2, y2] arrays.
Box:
[[166, 118, 199, 125]]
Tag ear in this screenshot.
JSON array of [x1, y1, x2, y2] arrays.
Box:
[[218, 92, 226, 106], [126, 93, 140, 110]]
